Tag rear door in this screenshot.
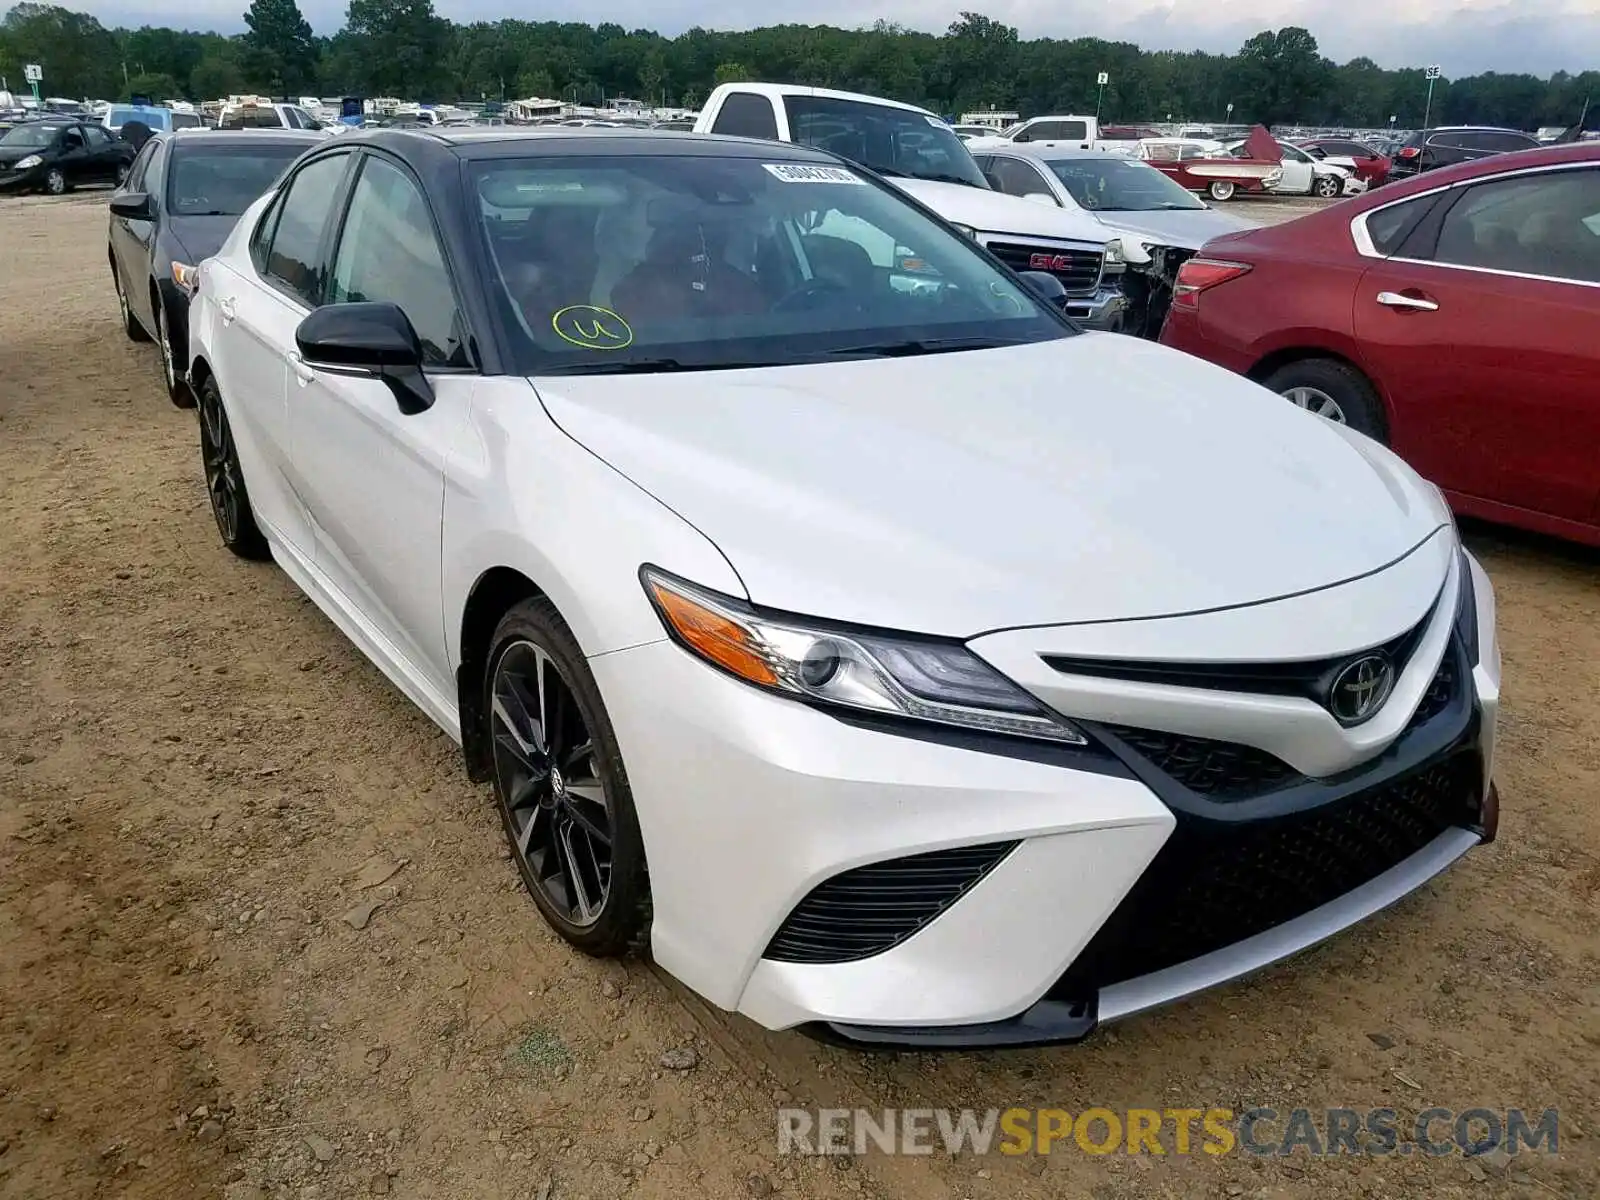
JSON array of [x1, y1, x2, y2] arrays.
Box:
[[81, 124, 122, 181], [1354, 164, 1600, 524], [117, 137, 167, 333], [213, 149, 357, 561]]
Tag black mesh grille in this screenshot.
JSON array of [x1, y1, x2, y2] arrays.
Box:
[[764, 842, 1019, 964], [1406, 653, 1456, 730], [984, 241, 1103, 294], [1048, 749, 1481, 999], [1102, 725, 1299, 800]]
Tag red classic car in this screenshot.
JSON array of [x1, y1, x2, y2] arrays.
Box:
[[1133, 126, 1286, 202], [1160, 140, 1600, 547]]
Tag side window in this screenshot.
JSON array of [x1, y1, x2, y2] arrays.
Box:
[[124, 140, 156, 189], [711, 94, 779, 141], [60, 127, 85, 150], [262, 153, 350, 304], [1363, 193, 1438, 255], [1013, 122, 1055, 143], [1057, 121, 1088, 141], [171, 112, 201, 130], [1432, 168, 1600, 284], [84, 126, 113, 147], [142, 141, 168, 204], [988, 158, 1054, 200], [326, 155, 468, 366], [1484, 132, 1538, 154]]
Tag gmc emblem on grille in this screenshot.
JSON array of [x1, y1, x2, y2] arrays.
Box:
[[1029, 252, 1076, 271]]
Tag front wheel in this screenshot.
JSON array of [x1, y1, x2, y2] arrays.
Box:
[[155, 300, 194, 408], [486, 598, 651, 957], [43, 167, 68, 195], [1313, 174, 1342, 199], [114, 268, 150, 343], [1207, 180, 1236, 202], [1263, 358, 1388, 442], [196, 376, 271, 560]]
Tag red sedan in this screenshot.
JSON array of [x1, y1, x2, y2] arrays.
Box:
[[1161, 141, 1600, 547]]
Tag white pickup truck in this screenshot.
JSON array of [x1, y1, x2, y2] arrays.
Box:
[[693, 83, 1131, 331]]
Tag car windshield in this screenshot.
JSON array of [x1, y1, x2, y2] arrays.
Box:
[[781, 96, 990, 189], [472, 154, 1069, 376], [167, 144, 308, 215], [0, 123, 57, 148], [1041, 156, 1207, 211]]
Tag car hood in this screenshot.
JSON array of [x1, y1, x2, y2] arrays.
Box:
[[165, 214, 240, 264], [1092, 206, 1259, 251], [532, 336, 1449, 635], [888, 177, 1112, 247]]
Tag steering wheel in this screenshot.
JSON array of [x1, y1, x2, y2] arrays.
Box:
[[771, 276, 854, 314]]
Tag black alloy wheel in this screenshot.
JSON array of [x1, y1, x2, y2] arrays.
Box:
[[156, 300, 194, 407], [487, 598, 650, 955], [115, 268, 149, 343], [196, 376, 270, 560]]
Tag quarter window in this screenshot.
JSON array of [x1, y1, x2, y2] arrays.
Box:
[[326, 155, 468, 366], [262, 153, 350, 304], [1432, 168, 1600, 284], [711, 93, 780, 141], [1363, 194, 1436, 255]]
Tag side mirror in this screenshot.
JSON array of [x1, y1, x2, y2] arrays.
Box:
[[1022, 192, 1059, 207], [1015, 269, 1068, 308], [109, 191, 152, 219], [295, 302, 433, 414]]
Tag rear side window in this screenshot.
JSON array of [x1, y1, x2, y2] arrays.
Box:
[[170, 112, 201, 130], [1432, 168, 1600, 283], [711, 93, 779, 141], [1364, 194, 1438, 255], [1015, 120, 1087, 142], [1481, 132, 1539, 153], [261, 153, 350, 304]]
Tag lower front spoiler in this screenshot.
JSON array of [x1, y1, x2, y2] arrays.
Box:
[[814, 823, 1481, 1050]]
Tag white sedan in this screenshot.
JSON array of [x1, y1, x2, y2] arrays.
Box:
[[185, 128, 1500, 1047]]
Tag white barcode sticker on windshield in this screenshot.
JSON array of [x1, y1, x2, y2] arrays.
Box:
[[763, 163, 865, 185]]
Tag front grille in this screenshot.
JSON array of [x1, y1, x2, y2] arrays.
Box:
[[1048, 748, 1481, 999], [1102, 725, 1299, 800], [984, 241, 1103, 295], [1406, 653, 1456, 731], [763, 841, 1018, 964]]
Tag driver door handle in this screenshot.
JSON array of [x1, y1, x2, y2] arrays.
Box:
[[218, 296, 237, 324], [1376, 290, 1439, 312], [288, 352, 315, 385]]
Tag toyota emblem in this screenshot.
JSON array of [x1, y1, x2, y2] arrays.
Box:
[[1327, 654, 1395, 726]]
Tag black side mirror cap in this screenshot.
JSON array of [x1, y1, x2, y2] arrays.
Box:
[[295, 301, 434, 414], [1015, 269, 1069, 307], [109, 191, 152, 219]]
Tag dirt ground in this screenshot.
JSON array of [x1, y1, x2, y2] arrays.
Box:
[[1, 192, 1597, 1200]]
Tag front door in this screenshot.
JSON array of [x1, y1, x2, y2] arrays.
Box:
[[289, 150, 476, 694], [1354, 164, 1600, 523]]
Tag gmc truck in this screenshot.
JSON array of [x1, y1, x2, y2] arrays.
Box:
[[693, 83, 1131, 331]]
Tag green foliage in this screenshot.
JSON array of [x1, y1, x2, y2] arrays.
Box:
[[1, 1, 1594, 131], [122, 69, 179, 101], [242, 0, 316, 92]]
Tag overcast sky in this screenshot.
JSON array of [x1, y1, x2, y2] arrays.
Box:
[[78, 0, 1600, 76]]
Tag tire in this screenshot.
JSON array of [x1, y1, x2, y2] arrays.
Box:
[[1313, 174, 1342, 199], [1263, 358, 1388, 442], [485, 597, 651, 957], [196, 376, 271, 560], [1207, 180, 1236, 202], [114, 267, 150, 343], [155, 298, 194, 408], [114, 162, 129, 187], [44, 167, 68, 195]]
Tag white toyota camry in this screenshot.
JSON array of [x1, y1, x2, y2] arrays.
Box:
[[185, 128, 1501, 1048]]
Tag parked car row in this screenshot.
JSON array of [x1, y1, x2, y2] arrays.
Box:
[[121, 124, 1500, 1052]]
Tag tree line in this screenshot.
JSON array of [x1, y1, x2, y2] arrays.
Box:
[[1, 0, 1594, 131]]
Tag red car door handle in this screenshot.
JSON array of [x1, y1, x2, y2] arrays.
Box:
[[1376, 290, 1439, 312]]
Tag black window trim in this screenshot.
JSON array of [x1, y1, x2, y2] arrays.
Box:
[[323, 146, 480, 374], [1349, 160, 1600, 290], [254, 147, 360, 310]]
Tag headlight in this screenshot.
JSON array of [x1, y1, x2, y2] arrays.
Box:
[[949, 222, 977, 240], [171, 261, 199, 293], [14, 154, 42, 169], [641, 568, 1086, 745]]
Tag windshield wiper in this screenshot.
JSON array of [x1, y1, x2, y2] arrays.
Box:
[[176, 209, 235, 216], [823, 336, 1031, 359], [541, 357, 794, 376]]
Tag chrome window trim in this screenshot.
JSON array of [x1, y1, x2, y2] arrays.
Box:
[[1349, 159, 1600, 289]]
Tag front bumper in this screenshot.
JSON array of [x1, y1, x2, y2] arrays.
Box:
[[593, 546, 1499, 1047], [1062, 283, 1132, 333], [0, 167, 46, 193]]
